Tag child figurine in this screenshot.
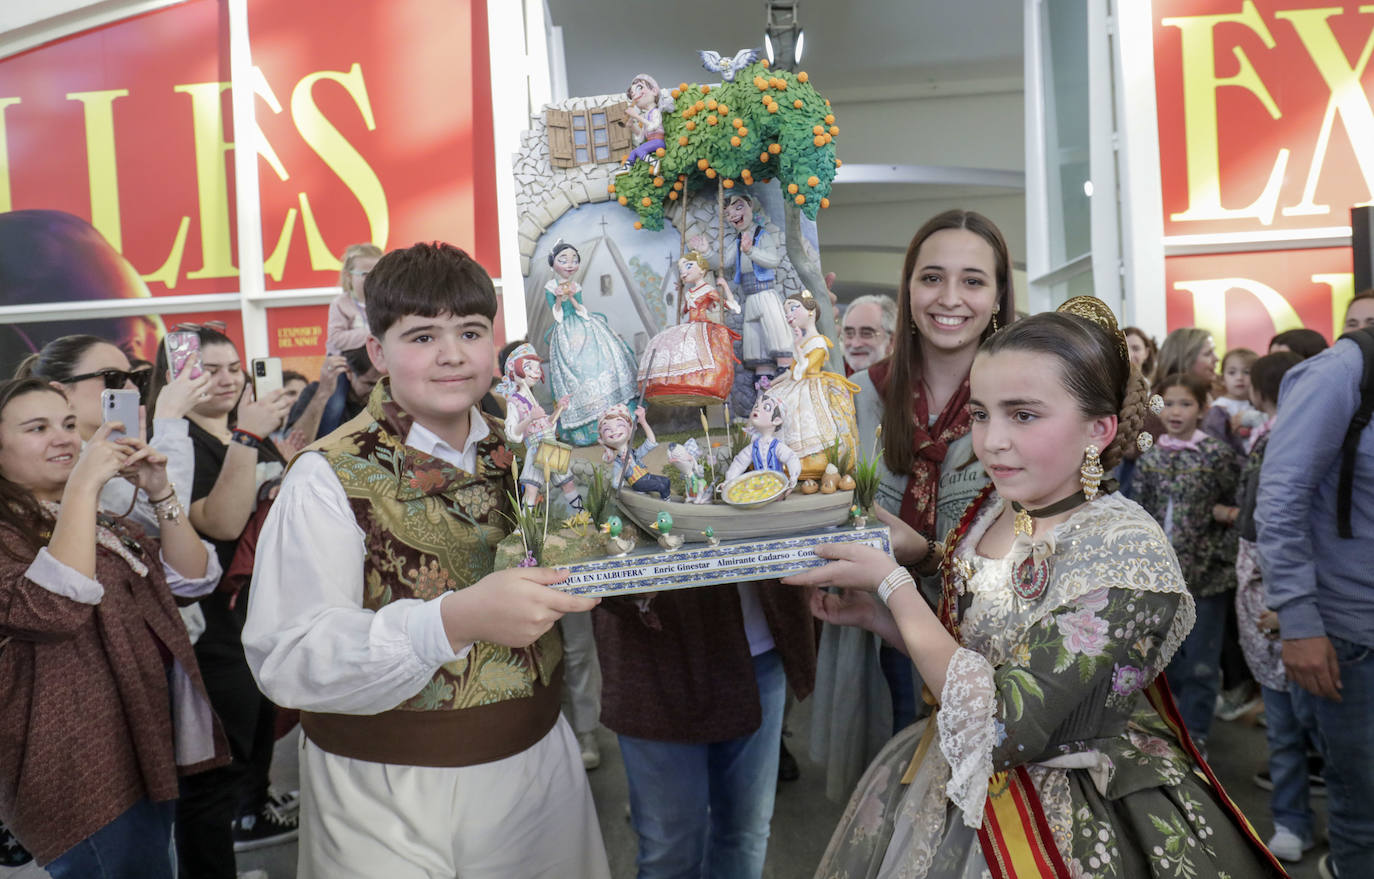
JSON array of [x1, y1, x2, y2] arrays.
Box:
[[619, 74, 673, 174], [638, 252, 741, 405], [543, 241, 640, 446], [599, 404, 671, 499], [765, 289, 861, 480], [495, 343, 584, 512], [724, 393, 802, 493], [667, 438, 712, 503]]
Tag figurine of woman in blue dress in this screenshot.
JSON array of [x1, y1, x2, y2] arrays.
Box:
[[543, 241, 639, 446]]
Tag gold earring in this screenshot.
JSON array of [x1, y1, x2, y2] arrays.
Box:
[[991, 312, 1000, 333], [1080, 444, 1103, 500]]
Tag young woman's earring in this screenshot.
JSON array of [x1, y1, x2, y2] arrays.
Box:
[[1080, 444, 1103, 500], [991, 313, 1000, 334]]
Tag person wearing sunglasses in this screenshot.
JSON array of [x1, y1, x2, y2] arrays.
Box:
[[16, 334, 210, 534]]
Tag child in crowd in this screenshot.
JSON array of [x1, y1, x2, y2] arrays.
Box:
[[1232, 351, 1317, 863], [325, 243, 382, 355], [1203, 347, 1264, 455], [1130, 372, 1241, 751], [243, 242, 609, 878]]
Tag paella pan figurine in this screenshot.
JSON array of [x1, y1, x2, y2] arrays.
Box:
[[496, 343, 584, 512], [723, 393, 801, 499]]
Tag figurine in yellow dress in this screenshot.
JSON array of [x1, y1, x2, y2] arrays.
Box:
[[765, 290, 861, 480]]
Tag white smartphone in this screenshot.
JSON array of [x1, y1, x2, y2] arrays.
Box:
[[101, 388, 141, 440], [251, 357, 283, 400]]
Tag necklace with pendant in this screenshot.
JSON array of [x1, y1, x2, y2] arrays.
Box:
[[1006, 483, 1113, 600]]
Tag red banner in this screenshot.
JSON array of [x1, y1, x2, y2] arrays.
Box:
[[1154, 0, 1373, 344], [0, 0, 497, 370]]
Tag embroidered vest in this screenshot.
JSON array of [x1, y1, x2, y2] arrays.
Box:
[[299, 381, 563, 767]]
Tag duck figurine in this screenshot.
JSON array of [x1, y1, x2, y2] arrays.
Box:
[[649, 511, 684, 551], [600, 515, 637, 556], [701, 526, 720, 547]]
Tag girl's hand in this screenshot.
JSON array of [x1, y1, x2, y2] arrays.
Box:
[[781, 542, 898, 592], [116, 438, 170, 498], [810, 587, 881, 631], [873, 505, 928, 566], [67, 422, 134, 495], [153, 367, 213, 421]]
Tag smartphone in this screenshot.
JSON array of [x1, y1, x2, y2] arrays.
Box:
[[101, 389, 141, 440], [251, 356, 283, 400], [165, 332, 202, 380]]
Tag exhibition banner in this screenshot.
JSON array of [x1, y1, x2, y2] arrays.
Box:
[[1153, 0, 1369, 346], [0, 0, 497, 373]]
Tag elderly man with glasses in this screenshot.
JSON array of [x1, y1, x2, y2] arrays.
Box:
[[840, 294, 897, 375]]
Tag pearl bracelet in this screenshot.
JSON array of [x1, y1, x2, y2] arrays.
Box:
[[877, 566, 916, 605]]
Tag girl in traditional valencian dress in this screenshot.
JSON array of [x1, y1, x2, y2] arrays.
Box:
[[638, 252, 741, 405], [542, 241, 639, 446], [787, 299, 1283, 879], [765, 290, 861, 480]]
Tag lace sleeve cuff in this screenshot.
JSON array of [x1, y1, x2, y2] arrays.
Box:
[[938, 646, 998, 827]]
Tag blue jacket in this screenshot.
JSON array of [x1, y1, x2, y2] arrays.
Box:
[[1256, 338, 1374, 648]]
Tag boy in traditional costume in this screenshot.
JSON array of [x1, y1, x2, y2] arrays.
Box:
[[243, 242, 609, 879]]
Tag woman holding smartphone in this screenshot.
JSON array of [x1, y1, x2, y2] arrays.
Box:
[[146, 325, 295, 875], [17, 334, 210, 534], [0, 377, 225, 877]]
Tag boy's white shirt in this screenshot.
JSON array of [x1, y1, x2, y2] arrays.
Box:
[[242, 406, 488, 715]]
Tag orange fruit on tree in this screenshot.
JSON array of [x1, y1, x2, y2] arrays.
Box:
[[775, 79, 787, 90], [732, 117, 743, 128], [823, 133, 832, 144], [707, 99, 718, 110], [813, 125, 824, 135], [618, 195, 628, 205], [700, 84, 710, 93], [793, 99, 803, 108], [830, 125, 839, 136], [705, 167, 717, 178], [678, 135, 689, 146], [679, 82, 688, 91], [767, 104, 779, 113], [768, 143, 781, 154], [820, 197, 830, 208], [719, 104, 729, 113], [825, 114, 835, 125], [655, 147, 666, 157], [738, 127, 748, 136], [835, 159, 843, 167], [653, 176, 664, 187], [671, 89, 680, 99], [707, 115, 718, 126], [761, 58, 770, 67], [813, 135, 825, 146], [722, 178, 734, 188], [760, 152, 770, 162], [634, 221, 643, 229], [641, 197, 652, 206], [787, 182, 799, 194], [755, 76, 768, 91], [685, 120, 696, 131], [608, 183, 616, 193], [673, 180, 683, 190], [824, 98, 831, 106], [797, 71, 809, 83], [669, 191, 678, 200], [807, 175, 819, 186], [794, 194, 805, 204], [697, 158, 709, 170], [730, 136, 741, 147]]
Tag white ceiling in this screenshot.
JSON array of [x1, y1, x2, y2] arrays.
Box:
[[547, 0, 1024, 97]]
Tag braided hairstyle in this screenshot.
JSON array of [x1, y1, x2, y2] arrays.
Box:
[[979, 310, 1150, 471]]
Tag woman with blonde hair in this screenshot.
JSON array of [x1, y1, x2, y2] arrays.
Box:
[[1156, 327, 1218, 389]]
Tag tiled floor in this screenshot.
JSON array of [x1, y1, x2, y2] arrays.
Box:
[[239, 701, 1327, 878]]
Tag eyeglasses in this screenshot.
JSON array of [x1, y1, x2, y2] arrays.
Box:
[[842, 326, 888, 341], [171, 320, 228, 334], [67, 368, 150, 395]]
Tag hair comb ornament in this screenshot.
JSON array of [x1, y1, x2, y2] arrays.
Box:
[[1148, 394, 1165, 415], [1056, 296, 1130, 364], [1137, 432, 1154, 452]]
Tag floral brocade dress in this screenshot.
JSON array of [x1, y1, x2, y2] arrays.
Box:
[[815, 492, 1282, 879]]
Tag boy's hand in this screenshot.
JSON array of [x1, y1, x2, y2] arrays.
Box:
[[440, 568, 598, 650]]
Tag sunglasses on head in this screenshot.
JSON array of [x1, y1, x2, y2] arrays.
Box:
[[67, 368, 151, 396], [172, 320, 228, 334]]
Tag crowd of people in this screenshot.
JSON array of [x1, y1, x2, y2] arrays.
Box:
[[0, 218, 1370, 879]]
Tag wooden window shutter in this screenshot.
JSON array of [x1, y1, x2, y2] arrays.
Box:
[[605, 102, 633, 158], [546, 108, 575, 168]]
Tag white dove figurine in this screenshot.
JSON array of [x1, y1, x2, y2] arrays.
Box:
[[698, 48, 761, 82]]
